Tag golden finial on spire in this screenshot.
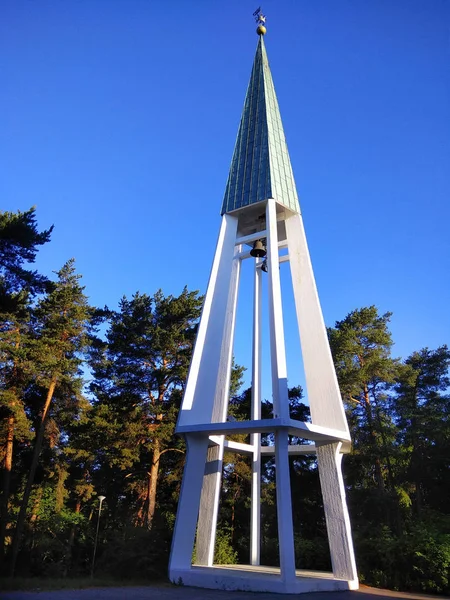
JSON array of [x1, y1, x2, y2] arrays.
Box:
[[253, 6, 267, 35]]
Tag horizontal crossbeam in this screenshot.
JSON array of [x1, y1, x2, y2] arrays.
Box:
[[208, 436, 317, 455], [177, 418, 350, 445]]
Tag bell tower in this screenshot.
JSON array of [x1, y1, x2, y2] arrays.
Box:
[[169, 11, 358, 594]]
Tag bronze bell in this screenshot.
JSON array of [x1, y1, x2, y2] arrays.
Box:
[[250, 239, 267, 258]]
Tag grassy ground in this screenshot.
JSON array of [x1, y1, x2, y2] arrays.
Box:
[[0, 576, 168, 592]]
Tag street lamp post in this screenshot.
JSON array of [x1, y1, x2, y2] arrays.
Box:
[[90, 495, 106, 578]]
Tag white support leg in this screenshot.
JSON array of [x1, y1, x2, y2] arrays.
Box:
[[169, 435, 210, 574], [171, 206, 357, 592], [287, 211, 357, 584], [266, 199, 296, 583], [196, 444, 223, 565], [275, 430, 297, 585], [316, 443, 358, 585], [196, 245, 242, 566], [178, 214, 239, 427], [285, 212, 349, 435], [250, 258, 262, 566]]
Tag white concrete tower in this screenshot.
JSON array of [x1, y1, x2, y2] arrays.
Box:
[[169, 15, 358, 595]]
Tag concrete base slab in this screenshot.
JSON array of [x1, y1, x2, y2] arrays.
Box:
[[169, 564, 359, 594]]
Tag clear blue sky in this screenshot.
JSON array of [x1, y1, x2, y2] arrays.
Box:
[[2, 1, 449, 397]]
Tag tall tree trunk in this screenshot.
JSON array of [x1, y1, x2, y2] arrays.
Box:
[[0, 415, 14, 562], [135, 486, 148, 528], [374, 405, 395, 490], [147, 440, 161, 530], [30, 488, 44, 525], [410, 387, 423, 515], [411, 436, 423, 515], [29, 488, 44, 552], [1, 331, 22, 562], [9, 376, 57, 577], [364, 385, 385, 491]]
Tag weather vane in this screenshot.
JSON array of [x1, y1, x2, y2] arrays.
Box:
[[253, 6, 267, 35]]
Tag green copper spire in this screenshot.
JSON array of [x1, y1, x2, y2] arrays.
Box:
[[221, 35, 300, 215]]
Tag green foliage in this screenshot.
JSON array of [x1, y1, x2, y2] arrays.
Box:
[[294, 536, 331, 571], [403, 524, 450, 593], [394, 345, 450, 514], [192, 528, 239, 566], [214, 529, 238, 564], [95, 526, 170, 580], [0, 208, 54, 568], [355, 520, 450, 594], [88, 288, 203, 529], [328, 306, 398, 398], [328, 306, 400, 494], [0, 206, 52, 303], [13, 493, 90, 578], [329, 309, 450, 594], [29, 259, 93, 387]]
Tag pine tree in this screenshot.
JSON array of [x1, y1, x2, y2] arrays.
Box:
[[394, 345, 450, 514], [89, 288, 203, 529], [0, 207, 52, 305], [0, 207, 52, 561], [9, 259, 93, 575], [328, 306, 399, 492]]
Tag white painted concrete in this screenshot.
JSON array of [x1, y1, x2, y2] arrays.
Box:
[[317, 442, 358, 582], [178, 214, 238, 426], [235, 230, 268, 246], [169, 436, 211, 572], [170, 201, 358, 594], [177, 418, 350, 443], [170, 564, 358, 594], [286, 212, 350, 437], [196, 244, 242, 565]]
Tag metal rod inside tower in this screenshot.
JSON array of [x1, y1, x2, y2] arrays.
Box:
[[250, 257, 262, 565]]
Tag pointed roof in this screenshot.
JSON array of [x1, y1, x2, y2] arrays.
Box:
[[221, 35, 300, 215]]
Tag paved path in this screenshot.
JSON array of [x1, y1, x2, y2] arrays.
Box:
[[2, 585, 447, 600]]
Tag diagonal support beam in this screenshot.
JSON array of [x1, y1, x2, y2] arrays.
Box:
[[195, 238, 242, 566]]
